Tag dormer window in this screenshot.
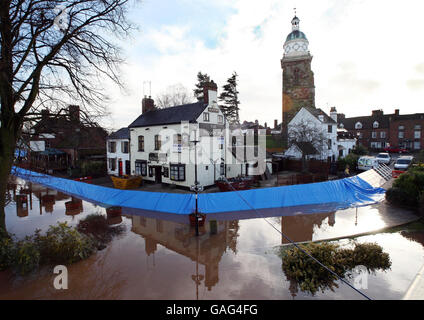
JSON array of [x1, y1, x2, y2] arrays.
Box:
[[373, 121, 379, 128], [355, 122, 363, 130], [318, 115, 324, 122]]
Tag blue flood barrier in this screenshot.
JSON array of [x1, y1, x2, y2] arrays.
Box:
[[198, 175, 385, 214], [12, 167, 385, 215], [12, 167, 194, 214]]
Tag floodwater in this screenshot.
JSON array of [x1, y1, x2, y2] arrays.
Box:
[[0, 177, 423, 300]]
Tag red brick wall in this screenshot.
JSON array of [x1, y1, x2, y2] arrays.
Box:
[[390, 118, 424, 150]]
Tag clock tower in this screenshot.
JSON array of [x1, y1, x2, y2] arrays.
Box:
[[281, 15, 315, 140]]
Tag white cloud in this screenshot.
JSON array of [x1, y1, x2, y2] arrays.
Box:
[[102, 0, 424, 131]]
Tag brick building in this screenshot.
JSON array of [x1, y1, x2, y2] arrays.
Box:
[[338, 109, 424, 152], [30, 105, 108, 167]]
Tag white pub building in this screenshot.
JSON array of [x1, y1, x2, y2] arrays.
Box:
[[127, 81, 250, 188]]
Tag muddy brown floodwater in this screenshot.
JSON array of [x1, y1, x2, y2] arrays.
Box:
[[1, 177, 423, 300]]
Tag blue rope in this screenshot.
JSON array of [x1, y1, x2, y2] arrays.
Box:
[[222, 176, 372, 300]]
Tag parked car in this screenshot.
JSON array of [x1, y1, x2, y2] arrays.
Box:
[[384, 146, 408, 153], [375, 152, 391, 165], [357, 156, 380, 171], [394, 156, 414, 170]]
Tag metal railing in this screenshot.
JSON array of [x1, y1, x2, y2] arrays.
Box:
[[374, 163, 392, 181]]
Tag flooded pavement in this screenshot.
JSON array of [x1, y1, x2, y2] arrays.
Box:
[[0, 177, 423, 300]]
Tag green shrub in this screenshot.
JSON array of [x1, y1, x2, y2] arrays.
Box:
[[419, 192, 424, 216], [0, 237, 14, 271], [80, 160, 106, 178], [279, 241, 391, 295], [338, 153, 359, 171], [351, 243, 391, 271], [387, 168, 424, 209], [0, 227, 10, 240], [12, 239, 40, 275], [415, 150, 424, 163], [33, 222, 95, 265], [351, 145, 368, 156]]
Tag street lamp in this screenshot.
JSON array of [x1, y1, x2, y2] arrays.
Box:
[[190, 129, 203, 236]]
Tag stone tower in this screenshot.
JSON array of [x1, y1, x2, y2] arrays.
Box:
[[281, 15, 315, 139]]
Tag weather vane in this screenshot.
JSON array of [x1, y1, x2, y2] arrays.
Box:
[[294, 7, 297, 16]]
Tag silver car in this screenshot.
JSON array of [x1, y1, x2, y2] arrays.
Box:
[[376, 152, 391, 165]]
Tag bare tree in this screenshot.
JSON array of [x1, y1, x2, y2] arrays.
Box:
[[0, 0, 136, 230], [155, 83, 194, 108], [287, 119, 326, 172]]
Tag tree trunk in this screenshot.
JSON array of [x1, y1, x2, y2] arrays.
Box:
[[0, 121, 18, 231]]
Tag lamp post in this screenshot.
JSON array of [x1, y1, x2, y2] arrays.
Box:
[[242, 129, 247, 176], [190, 129, 203, 236]]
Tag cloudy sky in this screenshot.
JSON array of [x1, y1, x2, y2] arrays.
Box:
[[102, 0, 424, 131]]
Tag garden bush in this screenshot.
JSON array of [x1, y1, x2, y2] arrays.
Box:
[[33, 222, 95, 265], [1, 219, 121, 275], [338, 153, 359, 172], [279, 241, 391, 295], [386, 166, 424, 210], [351, 145, 368, 156], [80, 160, 106, 178], [12, 239, 40, 275], [0, 230, 14, 271]]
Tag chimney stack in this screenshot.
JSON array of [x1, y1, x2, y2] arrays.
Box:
[[142, 96, 155, 114], [395, 109, 399, 116], [202, 79, 218, 105], [41, 109, 50, 121], [69, 105, 80, 122], [274, 119, 278, 129], [372, 109, 383, 117], [330, 107, 337, 123]]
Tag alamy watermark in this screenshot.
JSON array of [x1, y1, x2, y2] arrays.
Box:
[[352, 265, 368, 290], [53, 5, 69, 31], [53, 265, 68, 290]]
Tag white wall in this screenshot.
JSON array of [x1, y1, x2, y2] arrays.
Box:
[[129, 104, 245, 188], [287, 108, 338, 161], [107, 139, 130, 176], [337, 138, 357, 158]]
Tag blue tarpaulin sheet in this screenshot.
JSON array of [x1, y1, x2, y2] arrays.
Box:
[[12, 167, 385, 215]]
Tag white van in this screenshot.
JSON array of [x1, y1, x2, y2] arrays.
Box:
[[357, 156, 379, 171], [394, 156, 414, 170]]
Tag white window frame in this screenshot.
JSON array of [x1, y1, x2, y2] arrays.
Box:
[[203, 112, 210, 122]]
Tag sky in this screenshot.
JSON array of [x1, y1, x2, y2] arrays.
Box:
[[101, 0, 424, 132]]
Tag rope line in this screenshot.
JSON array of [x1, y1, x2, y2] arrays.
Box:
[[221, 176, 372, 300]]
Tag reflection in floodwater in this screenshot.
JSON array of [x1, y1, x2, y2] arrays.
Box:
[[65, 197, 84, 217], [280, 212, 336, 244], [1, 177, 423, 300], [106, 207, 123, 225], [129, 212, 239, 294]]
